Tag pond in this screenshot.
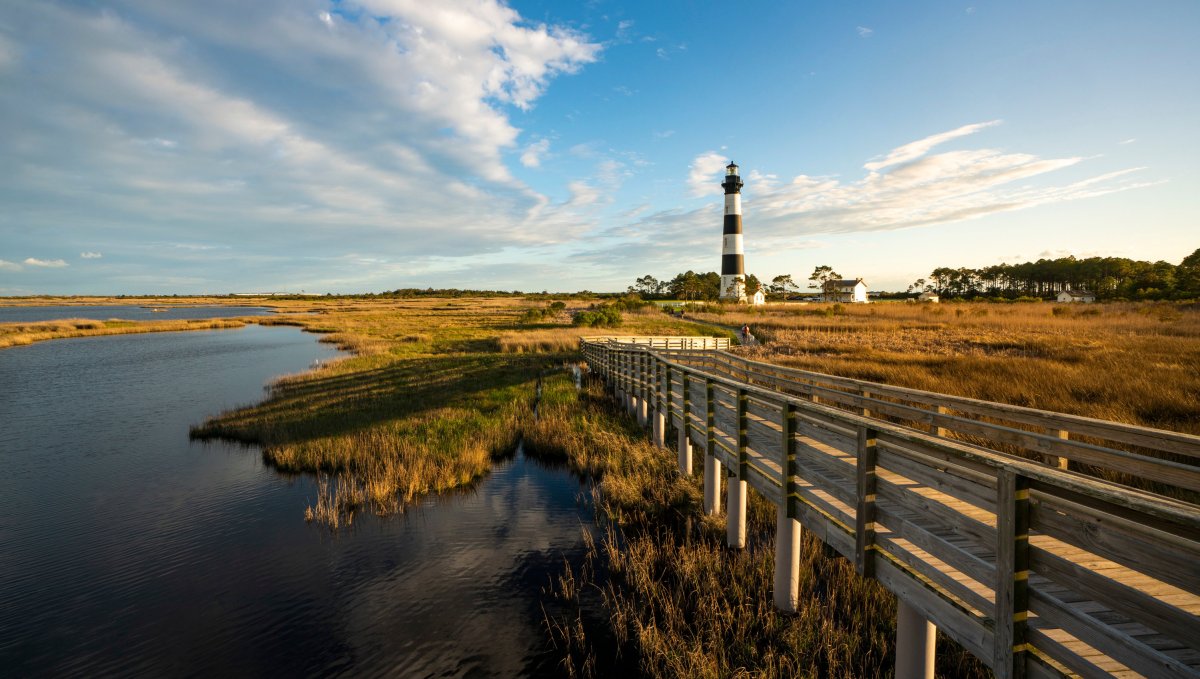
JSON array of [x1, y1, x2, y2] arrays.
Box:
[[0, 325, 598, 677]]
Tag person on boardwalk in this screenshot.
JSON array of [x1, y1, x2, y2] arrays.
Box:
[[741, 323, 750, 344]]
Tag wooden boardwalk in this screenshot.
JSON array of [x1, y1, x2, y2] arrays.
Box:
[[581, 337, 1200, 679]]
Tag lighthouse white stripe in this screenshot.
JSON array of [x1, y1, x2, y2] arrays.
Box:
[[722, 234, 743, 254], [724, 194, 741, 215]]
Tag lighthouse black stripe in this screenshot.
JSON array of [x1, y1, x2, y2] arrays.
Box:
[[721, 254, 744, 275], [723, 215, 742, 234]]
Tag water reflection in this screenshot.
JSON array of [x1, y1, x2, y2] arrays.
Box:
[[0, 326, 599, 677]]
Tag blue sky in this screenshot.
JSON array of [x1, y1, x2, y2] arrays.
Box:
[[1, 1, 1196, 295]]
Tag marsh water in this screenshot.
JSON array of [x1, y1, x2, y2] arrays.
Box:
[[0, 304, 275, 323], [0, 325, 599, 677]]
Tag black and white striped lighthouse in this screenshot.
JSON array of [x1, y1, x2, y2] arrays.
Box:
[[719, 161, 746, 302]]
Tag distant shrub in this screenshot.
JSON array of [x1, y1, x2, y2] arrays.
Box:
[[1011, 296, 1043, 303], [822, 303, 845, 317], [573, 304, 623, 327], [519, 301, 568, 324], [1051, 306, 1070, 317]]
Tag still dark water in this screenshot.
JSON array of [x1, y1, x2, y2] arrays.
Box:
[[0, 326, 597, 677], [0, 304, 274, 323]]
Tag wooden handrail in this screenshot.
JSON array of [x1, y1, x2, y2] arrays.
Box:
[[580, 337, 1200, 678]]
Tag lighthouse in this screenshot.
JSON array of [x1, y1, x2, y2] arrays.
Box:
[[719, 161, 746, 302]]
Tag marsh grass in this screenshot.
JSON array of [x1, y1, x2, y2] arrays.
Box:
[[180, 297, 722, 524], [701, 302, 1200, 435], [528, 373, 988, 678]]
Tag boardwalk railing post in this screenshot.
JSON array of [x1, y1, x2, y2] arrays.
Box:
[[995, 469, 1031, 679], [774, 401, 801, 612], [678, 372, 693, 475], [855, 426, 878, 578], [727, 388, 749, 549], [638, 352, 649, 427], [653, 360, 666, 448], [934, 405, 949, 437], [1055, 429, 1069, 470], [896, 599, 936, 679], [703, 378, 722, 515]]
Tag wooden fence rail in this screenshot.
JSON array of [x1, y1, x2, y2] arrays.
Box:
[[581, 337, 1200, 679], [658, 347, 1200, 498]]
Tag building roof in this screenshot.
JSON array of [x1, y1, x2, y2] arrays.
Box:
[[829, 279, 865, 287], [1060, 290, 1095, 297]]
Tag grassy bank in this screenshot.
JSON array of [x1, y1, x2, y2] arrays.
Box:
[[526, 372, 988, 678], [0, 317, 250, 349], [178, 297, 712, 524]]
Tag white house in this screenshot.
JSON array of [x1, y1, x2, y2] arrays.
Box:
[[829, 278, 869, 303], [918, 291, 940, 303], [1056, 289, 1096, 303], [751, 289, 767, 306]]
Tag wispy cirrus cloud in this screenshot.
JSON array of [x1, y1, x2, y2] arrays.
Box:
[[857, 26, 874, 38], [24, 257, 69, 268], [864, 120, 1001, 172], [80, 251, 102, 259], [589, 122, 1154, 275], [0, 259, 22, 272]]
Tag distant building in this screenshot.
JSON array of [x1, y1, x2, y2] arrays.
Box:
[[1056, 289, 1096, 303], [751, 289, 766, 306], [829, 278, 869, 303], [918, 291, 940, 303]]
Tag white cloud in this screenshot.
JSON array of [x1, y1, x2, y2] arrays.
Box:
[[0, 0, 604, 285], [687, 151, 729, 197], [24, 257, 69, 268], [864, 120, 1002, 172], [80, 252, 103, 258], [1119, 138, 1137, 145], [520, 138, 550, 168], [857, 26, 874, 38], [595, 122, 1153, 276], [0, 259, 22, 271]]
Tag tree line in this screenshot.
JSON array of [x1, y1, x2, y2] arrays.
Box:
[[912, 249, 1200, 300], [629, 266, 851, 301]]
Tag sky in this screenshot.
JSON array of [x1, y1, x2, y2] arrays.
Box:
[[1, 1, 1197, 295]]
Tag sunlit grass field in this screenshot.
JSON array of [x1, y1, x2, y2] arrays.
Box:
[[691, 300, 1200, 434]]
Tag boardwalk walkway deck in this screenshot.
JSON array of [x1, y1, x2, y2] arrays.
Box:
[[581, 336, 1200, 679]]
